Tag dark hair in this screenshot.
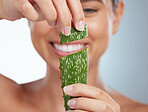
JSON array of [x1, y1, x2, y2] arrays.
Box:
[[112, 0, 119, 11]]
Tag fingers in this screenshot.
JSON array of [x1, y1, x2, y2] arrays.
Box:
[[53, 0, 72, 36], [67, 0, 85, 31], [34, 0, 57, 25], [64, 84, 112, 101], [16, 0, 84, 35], [64, 84, 120, 112], [67, 98, 115, 112], [16, 0, 39, 21]]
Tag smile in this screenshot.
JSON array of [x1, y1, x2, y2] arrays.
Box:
[[53, 43, 84, 52], [50, 42, 87, 57]]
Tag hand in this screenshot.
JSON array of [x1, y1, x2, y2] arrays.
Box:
[[0, 0, 85, 35], [64, 83, 120, 112]]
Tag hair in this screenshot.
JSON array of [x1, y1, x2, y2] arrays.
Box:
[[112, 0, 119, 11]]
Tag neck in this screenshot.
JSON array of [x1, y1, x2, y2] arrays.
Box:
[[43, 65, 65, 111], [87, 61, 104, 89]]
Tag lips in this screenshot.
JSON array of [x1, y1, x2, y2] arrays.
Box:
[[50, 42, 87, 57]]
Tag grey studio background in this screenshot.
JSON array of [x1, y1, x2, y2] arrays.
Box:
[[0, 0, 148, 103], [100, 0, 148, 103]]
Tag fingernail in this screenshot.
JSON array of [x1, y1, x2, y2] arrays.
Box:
[[63, 85, 73, 94], [68, 99, 76, 106], [76, 20, 84, 31], [62, 26, 71, 36]]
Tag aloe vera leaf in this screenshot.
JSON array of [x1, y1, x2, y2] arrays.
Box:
[[60, 48, 88, 111], [59, 25, 88, 111], [60, 25, 88, 44]]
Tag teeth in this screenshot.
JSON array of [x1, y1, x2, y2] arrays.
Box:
[[53, 43, 84, 52]]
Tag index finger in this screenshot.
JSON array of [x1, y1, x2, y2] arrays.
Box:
[[67, 0, 85, 31], [16, 0, 39, 21]]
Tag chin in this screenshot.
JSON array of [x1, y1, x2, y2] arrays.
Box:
[[46, 58, 61, 74]]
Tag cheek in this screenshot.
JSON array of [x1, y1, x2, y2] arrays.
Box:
[[30, 21, 61, 71], [87, 17, 111, 40], [30, 22, 52, 65], [85, 15, 111, 65], [30, 21, 51, 37]]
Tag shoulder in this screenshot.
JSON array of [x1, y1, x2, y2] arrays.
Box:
[[0, 74, 32, 111], [106, 87, 148, 112], [123, 103, 148, 112], [0, 73, 22, 94]]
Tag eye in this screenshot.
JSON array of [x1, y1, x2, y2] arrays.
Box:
[[83, 8, 98, 14]]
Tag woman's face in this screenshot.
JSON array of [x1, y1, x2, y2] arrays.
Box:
[[30, 0, 124, 72]]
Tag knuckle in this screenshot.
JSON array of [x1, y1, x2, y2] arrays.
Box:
[[40, 0, 49, 5], [109, 97, 120, 112], [53, 0, 64, 5], [61, 16, 71, 27], [75, 11, 84, 21], [16, 0, 23, 6], [30, 16, 39, 22], [116, 103, 121, 112], [96, 89, 104, 97], [106, 103, 115, 112], [100, 101, 108, 111], [47, 12, 57, 22], [22, 4, 38, 21], [22, 3, 30, 13]]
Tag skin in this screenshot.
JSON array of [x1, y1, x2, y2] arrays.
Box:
[[0, 0, 148, 112]]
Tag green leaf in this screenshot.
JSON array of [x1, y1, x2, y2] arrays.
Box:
[[59, 26, 88, 111], [60, 48, 88, 111]]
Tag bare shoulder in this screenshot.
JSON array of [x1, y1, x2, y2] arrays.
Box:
[[121, 103, 148, 112], [0, 74, 22, 94], [0, 74, 32, 112], [106, 87, 148, 112], [129, 104, 148, 112]]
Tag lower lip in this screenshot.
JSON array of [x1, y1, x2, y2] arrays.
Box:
[[49, 43, 87, 57]]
